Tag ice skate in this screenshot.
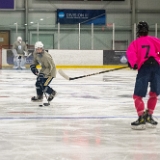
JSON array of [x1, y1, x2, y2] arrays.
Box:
[[31, 95, 43, 102], [131, 114, 146, 130], [144, 110, 158, 128], [48, 90, 56, 101], [20, 66, 26, 69], [13, 66, 19, 69]]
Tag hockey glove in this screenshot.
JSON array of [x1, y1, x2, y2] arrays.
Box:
[[30, 64, 39, 75], [128, 62, 137, 70], [128, 62, 131, 68], [37, 73, 45, 87], [18, 56, 21, 59], [133, 64, 138, 70]]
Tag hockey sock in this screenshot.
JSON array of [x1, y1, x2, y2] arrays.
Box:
[[133, 95, 145, 116], [147, 91, 157, 115]]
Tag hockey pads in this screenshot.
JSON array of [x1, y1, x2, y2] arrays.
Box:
[[37, 73, 45, 86], [128, 62, 137, 70], [30, 64, 39, 75]]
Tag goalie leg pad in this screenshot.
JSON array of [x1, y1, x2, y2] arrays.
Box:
[[13, 56, 20, 69], [19, 57, 26, 69]]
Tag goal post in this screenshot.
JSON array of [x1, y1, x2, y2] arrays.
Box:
[[0, 45, 34, 69]]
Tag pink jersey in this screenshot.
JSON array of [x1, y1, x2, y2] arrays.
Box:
[[126, 35, 160, 69]]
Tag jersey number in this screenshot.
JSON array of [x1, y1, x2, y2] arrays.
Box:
[[142, 45, 150, 58]]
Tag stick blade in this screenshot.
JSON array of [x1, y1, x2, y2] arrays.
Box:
[[58, 69, 70, 80], [43, 103, 50, 106]]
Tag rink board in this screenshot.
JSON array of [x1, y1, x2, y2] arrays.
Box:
[[1, 49, 127, 69]]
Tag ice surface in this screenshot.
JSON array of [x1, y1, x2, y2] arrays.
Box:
[[0, 68, 159, 160]]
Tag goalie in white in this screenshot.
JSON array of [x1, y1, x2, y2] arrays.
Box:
[[12, 36, 28, 69]]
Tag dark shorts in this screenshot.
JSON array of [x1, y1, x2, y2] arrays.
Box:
[[134, 63, 160, 97], [36, 76, 54, 96]]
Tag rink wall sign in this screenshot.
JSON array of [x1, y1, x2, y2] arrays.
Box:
[[57, 9, 106, 25], [103, 50, 127, 65], [0, 0, 14, 9]]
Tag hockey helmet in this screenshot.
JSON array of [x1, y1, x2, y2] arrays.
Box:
[[137, 21, 149, 37], [17, 36, 22, 42], [35, 41, 44, 49]]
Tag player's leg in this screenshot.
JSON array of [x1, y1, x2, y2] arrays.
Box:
[[147, 91, 157, 115], [31, 79, 43, 102], [19, 56, 26, 69], [145, 65, 160, 127], [12, 49, 19, 69], [145, 92, 158, 127], [17, 56, 22, 69], [131, 66, 149, 129], [131, 95, 146, 130], [13, 56, 19, 69], [43, 76, 56, 101]]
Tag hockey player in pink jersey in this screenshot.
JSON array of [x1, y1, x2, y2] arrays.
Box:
[[127, 21, 160, 130]]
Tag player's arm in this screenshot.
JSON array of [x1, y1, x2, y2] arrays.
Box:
[[126, 41, 138, 69], [152, 37, 160, 54], [30, 64, 39, 75], [30, 52, 39, 75]]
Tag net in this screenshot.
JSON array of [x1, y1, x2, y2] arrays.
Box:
[[0, 45, 34, 69]]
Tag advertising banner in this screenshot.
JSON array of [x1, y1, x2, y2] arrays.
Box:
[[0, 0, 14, 9], [103, 50, 127, 65], [57, 9, 106, 25]]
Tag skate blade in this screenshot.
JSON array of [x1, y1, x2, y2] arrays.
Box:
[[146, 123, 157, 128], [131, 124, 146, 130], [48, 93, 57, 102], [43, 103, 50, 106], [31, 99, 43, 102], [39, 103, 50, 107]]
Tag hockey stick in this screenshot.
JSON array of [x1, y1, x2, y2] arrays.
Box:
[[39, 90, 50, 107], [42, 91, 50, 106], [24, 51, 32, 58], [27, 52, 32, 58], [58, 66, 128, 81]]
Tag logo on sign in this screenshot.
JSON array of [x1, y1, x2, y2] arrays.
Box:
[[58, 12, 65, 18], [120, 55, 127, 64]]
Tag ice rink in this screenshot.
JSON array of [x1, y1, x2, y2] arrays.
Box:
[[0, 68, 160, 160]]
